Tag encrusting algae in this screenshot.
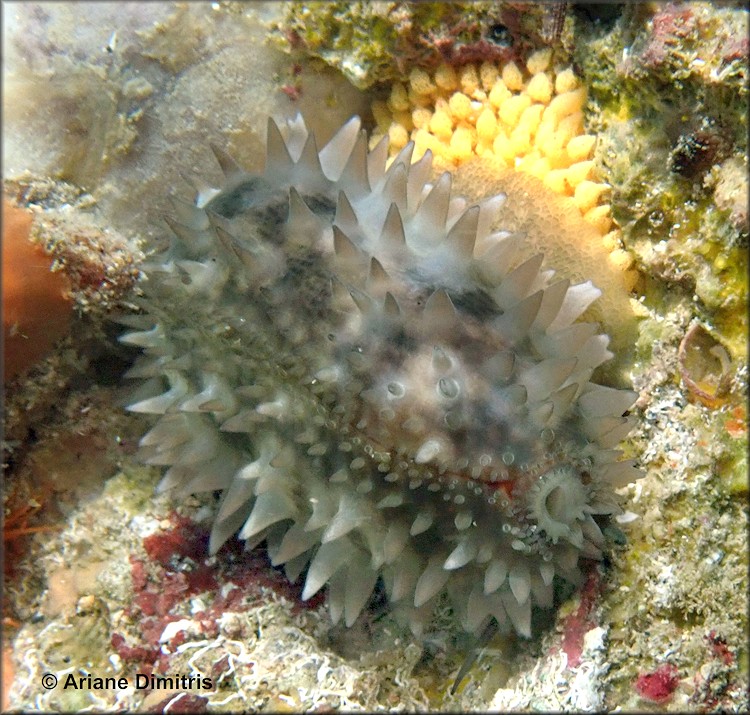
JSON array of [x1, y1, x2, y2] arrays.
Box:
[[371, 49, 637, 288]]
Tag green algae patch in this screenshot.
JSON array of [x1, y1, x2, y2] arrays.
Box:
[[273, 2, 565, 90], [101, 464, 161, 515], [574, 3, 748, 365], [603, 487, 748, 710]]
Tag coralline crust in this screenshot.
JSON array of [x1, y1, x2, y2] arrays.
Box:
[[121, 115, 642, 641]]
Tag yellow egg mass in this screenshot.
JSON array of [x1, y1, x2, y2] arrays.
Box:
[[370, 49, 634, 279]]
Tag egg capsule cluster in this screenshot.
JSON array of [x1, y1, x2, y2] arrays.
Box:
[[372, 49, 618, 243]]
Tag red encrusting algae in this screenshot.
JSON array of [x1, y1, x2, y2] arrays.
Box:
[[634, 663, 680, 703], [560, 570, 602, 668], [111, 512, 326, 676]]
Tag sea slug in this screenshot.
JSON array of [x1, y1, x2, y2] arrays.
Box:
[[121, 114, 642, 642]]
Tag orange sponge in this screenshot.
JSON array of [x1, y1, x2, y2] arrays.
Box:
[[2, 197, 72, 382]]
